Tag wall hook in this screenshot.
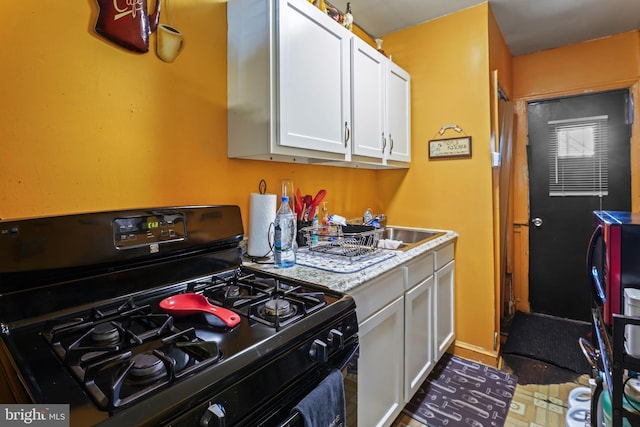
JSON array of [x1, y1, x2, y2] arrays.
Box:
[[438, 123, 463, 135]]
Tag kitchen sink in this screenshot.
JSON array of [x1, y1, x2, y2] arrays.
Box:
[[380, 227, 446, 251]]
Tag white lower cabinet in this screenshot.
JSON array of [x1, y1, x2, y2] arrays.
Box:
[[435, 244, 456, 361], [404, 253, 435, 401], [350, 268, 405, 427], [358, 295, 404, 427], [351, 245, 456, 427]]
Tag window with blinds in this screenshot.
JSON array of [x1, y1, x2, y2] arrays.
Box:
[[548, 115, 608, 197]]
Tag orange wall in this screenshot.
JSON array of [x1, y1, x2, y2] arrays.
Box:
[[0, 0, 378, 231], [382, 4, 497, 353], [488, 6, 513, 98], [513, 31, 640, 99]]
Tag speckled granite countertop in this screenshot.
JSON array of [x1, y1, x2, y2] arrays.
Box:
[[243, 228, 458, 294]]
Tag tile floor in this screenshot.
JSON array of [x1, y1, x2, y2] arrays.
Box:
[[504, 375, 590, 427]]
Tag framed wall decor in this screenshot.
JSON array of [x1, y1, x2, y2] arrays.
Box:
[[428, 136, 472, 159]]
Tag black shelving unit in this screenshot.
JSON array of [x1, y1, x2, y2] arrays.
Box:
[[592, 307, 640, 426], [611, 313, 640, 426]]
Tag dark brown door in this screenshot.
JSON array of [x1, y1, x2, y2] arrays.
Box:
[[527, 89, 632, 321]]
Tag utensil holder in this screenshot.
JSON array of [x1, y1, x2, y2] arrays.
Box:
[[296, 221, 311, 247]]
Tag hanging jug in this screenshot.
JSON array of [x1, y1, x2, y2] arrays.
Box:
[[95, 0, 161, 53]]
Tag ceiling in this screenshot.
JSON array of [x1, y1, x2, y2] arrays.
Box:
[[329, 0, 640, 56]]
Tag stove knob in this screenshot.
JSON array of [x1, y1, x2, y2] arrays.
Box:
[[200, 403, 225, 427], [309, 339, 328, 363], [328, 329, 344, 350]]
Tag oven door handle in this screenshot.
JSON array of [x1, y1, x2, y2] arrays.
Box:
[[276, 341, 359, 427], [338, 341, 359, 371], [277, 411, 302, 427]]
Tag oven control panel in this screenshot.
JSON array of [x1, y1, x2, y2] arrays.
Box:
[[113, 213, 186, 249]]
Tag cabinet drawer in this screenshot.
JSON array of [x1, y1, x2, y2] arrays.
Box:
[[350, 268, 404, 323], [435, 243, 454, 270], [405, 253, 434, 290]]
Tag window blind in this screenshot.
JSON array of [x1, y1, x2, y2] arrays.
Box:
[[547, 115, 608, 197]]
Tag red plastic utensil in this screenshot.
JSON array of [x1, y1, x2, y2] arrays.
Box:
[[159, 293, 241, 328], [295, 188, 304, 220], [303, 195, 313, 220], [309, 190, 327, 220], [303, 194, 313, 207]]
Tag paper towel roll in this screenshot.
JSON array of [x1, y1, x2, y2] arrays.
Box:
[[248, 193, 276, 257]]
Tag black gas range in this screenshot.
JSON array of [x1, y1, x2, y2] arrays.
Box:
[[0, 206, 358, 426]]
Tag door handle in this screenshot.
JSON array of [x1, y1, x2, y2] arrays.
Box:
[[344, 121, 350, 147], [531, 217, 543, 228]]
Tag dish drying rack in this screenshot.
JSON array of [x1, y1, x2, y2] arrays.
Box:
[[300, 225, 383, 260]]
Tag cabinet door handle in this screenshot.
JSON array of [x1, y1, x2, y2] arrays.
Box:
[[344, 122, 350, 147], [382, 133, 387, 153], [389, 135, 394, 155]]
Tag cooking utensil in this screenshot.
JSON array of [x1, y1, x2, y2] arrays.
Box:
[[295, 188, 303, 220], [308, 189, 327, 220], [159, 293, 241, 328], [303, 194, 313, 220]]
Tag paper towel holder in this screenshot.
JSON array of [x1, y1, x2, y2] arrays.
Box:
[[247, 187, 276, 261], [247, 222, 275, 263]]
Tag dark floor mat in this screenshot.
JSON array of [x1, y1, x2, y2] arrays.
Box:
[[501, 311, 591, 374], [403, 353, 517, 427], [501, 354, 584, 385]]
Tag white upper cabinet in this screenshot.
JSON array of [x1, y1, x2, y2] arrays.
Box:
[[351, 37, 411, 165], [278, 0, 351, 154], [351, 37, 386, 159], [386, 62, 411, 162], [228, 0, 350, 163], [228, 0, 410, 168]]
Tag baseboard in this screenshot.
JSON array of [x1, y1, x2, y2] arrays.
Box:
[[451, 340, 499, 367]]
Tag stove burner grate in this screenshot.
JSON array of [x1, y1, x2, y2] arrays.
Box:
[[44, 299, 224, 411], [91, 322, 121, 346], [264, 299, 292, 317], [127, 353, 167, 385]]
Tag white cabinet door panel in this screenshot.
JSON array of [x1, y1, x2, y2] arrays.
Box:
[[435, 259, 455, 360], [358, 296, 404, 427], [387, 62, 411, 162], [405, 275, 435, 400], [351, 37, 386, 158], [278, 0, 350, 154]]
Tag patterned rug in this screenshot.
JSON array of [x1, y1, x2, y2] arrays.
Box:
[[403, 353, 517, 427]]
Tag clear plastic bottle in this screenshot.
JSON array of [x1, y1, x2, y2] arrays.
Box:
[[363, 208, 373, 224], [312, 213, 319, 245], [274, 196, 297, 268]]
